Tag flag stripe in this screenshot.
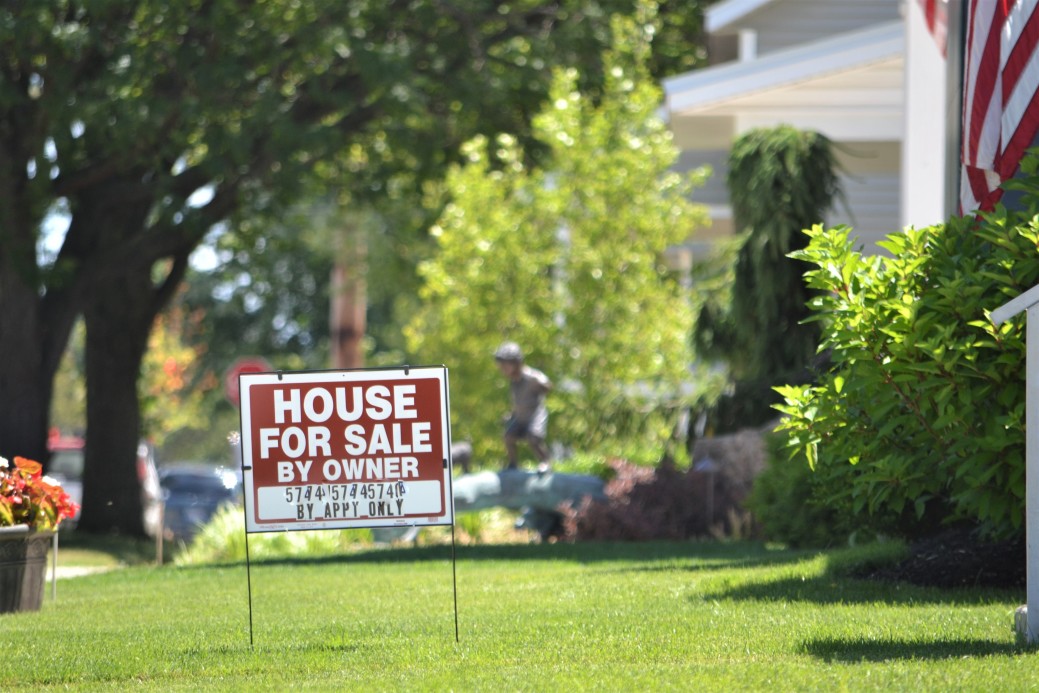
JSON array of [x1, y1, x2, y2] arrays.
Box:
[[1000, 0, 1039, 177], [1001, 0, 1039, 85], [961, 0, 1003, 214], [965, 5, 1006, 167], [960, 0, 1039, 213], [923, 0, 937, 28]]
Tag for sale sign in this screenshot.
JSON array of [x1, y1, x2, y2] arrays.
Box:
[[238, 366, 453, 532]]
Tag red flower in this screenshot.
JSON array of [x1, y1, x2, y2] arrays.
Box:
[[0, 455, 79, 530]]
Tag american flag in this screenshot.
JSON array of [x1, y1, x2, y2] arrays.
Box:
[[960, 0, 1039, 213]]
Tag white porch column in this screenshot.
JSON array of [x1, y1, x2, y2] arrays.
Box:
[[992, 286, 1039, 643]]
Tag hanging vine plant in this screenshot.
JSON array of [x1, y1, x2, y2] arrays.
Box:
[[695, 125, 842, 430]]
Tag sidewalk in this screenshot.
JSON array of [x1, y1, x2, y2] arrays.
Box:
[[51, 565, 116, 580]]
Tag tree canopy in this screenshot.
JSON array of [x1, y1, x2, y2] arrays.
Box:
[[0, 1, 708, 533]]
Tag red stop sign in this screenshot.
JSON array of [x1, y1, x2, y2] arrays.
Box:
[[224, 357, 273, 407]]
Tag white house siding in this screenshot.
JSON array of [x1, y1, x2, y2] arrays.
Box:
[[663, 24, 905, 138], [685, 150, 735, 241], [662, 1, 951, 260], [809, 139, 901, 253], [722, 55, 904, 142], [672, 141, 900, 252], [708, 0, 902, 57]]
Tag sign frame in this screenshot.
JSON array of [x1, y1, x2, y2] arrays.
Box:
[[238, 365, 454, 533]]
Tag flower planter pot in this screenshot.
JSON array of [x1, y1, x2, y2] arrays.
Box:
[[0, 527, 53, 613]]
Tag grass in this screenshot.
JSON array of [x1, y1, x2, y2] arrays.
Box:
[[54, 531, 164, 568], [4, 539, 1036, 690]]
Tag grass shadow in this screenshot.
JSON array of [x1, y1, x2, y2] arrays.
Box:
[[688, 542, 1024, 606], [592, 555, 820, 578], [234, 540, 806, 570], [696, 571, 1023, 606], [182, 640, 362, 657], [178, 540, 895, 581], [801, 636, 1030, 662], [58, 530, 164, 566]]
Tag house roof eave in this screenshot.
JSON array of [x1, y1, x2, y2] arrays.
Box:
[[663, 20, 904, 116], [705, 0, 777, 33]]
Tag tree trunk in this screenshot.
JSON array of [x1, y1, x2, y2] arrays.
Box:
[[0, 273, 51, 463], [0, 214, 76, 465], [77, 266, 156, 536], [330, 222, 367, 369], [0, 116, 76, 463]]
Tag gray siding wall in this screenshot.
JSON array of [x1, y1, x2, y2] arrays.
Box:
[[675, 149, 731, 208], [674, 154, 900, 256], [718, 0, 901, 56], [826, 172, 901, 254]]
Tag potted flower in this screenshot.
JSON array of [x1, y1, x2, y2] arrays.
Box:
[[0, 455, 80, 613]]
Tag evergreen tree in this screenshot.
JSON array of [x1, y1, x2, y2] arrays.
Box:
[[694, 126, 841, 431]]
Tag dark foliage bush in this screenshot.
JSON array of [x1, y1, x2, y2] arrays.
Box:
[[560, 458, 754, 541]]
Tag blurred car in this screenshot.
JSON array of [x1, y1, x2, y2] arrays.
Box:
[[47, 432, 162, 536], [159, 463, 241, 542]]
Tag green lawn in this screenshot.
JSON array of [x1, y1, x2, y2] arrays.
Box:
[[54, 531, 164, 569], [3, 540, 1035, 690]]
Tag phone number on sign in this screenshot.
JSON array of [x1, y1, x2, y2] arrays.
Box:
[[254, 478, 442, 522], [283, 481, 407, 504]]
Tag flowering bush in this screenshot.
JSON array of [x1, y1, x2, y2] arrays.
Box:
[[0, 456, 80, 531]]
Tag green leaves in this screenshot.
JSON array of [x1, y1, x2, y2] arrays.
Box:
[[408, 14, 713, 463], [696, 128, 841, 394], [775, 165, 1039, 540]]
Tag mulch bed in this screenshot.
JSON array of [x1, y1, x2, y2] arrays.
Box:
[[858, 528, 1026, 590]]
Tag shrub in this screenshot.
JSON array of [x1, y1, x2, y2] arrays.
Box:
[[694, 126, 841, 433], [560, 457, 754, 541], [745, 432, 859, 548], [774, 164, 1039, 540], [175, 505, 374, 565]]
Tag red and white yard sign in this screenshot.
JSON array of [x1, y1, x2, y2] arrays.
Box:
[[238, 366, 453, 533]]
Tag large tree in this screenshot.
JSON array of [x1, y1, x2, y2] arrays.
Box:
[[182, 1, 712, 397], [0, 1, 708, 534]]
